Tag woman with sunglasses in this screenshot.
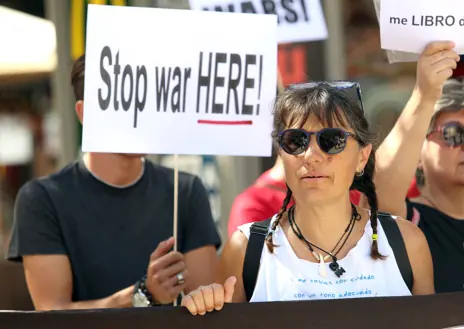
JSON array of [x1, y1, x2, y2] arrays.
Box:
[[181, 83, 434, 315], [373, 41, 463, 294]]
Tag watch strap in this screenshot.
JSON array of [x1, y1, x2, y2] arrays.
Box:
[[134, 275, 160, 306]]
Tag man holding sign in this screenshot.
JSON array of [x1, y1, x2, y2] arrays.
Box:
[[6, 3, 277, 311], [6, 54, 222, 310]]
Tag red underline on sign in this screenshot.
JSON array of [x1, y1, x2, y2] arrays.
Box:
[[197, 120, 253, 125]]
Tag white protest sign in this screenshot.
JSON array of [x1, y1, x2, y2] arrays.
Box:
[[380, 0, 464, 54], [188, 0, 328, 44], [82, 5, 277, 157], [373, 0, 417, 63]]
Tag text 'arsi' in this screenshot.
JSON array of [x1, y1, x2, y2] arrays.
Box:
[[201, 0, 309, 25]]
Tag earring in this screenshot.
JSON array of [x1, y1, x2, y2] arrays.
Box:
[[356, 169, 364, 177], [415, 167, 425, 186]]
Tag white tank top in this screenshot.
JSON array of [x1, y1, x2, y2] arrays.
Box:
[[238, 215, 412, 302]]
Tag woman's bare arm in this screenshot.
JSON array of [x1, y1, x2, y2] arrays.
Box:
[[395, 218, 435, 295], [375, 41, 459, 218], [215, 230, 250, 303]]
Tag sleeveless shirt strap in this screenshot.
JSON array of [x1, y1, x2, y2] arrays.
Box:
[[242, 218, 272, 302], [378, 212, 414, 293]]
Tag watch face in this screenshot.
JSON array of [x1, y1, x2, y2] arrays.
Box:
[[132, 290, 150, 307]]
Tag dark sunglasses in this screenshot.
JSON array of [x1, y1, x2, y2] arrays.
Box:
[[278, 128, 358, 155], [289, 81, 365, 113], [428, 121, 464, 147]]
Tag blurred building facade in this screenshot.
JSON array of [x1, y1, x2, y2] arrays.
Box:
[[0, 0, 417, 253]]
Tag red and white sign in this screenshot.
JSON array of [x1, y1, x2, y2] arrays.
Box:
[[82, 5, 277, 157]]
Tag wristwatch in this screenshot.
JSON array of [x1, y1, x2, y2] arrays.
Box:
[[132, 275, 157, 307]]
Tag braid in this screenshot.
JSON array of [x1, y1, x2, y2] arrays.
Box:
[[351, 153, 386, 260], [265, 187, 292, 253]]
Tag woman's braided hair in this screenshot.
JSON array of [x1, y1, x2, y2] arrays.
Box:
[[265, 84, 385, 260], [264, 186, 292, 253]]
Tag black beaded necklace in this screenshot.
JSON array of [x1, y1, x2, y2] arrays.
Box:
[[288, 204, 361, 278]]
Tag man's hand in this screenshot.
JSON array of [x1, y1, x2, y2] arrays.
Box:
[[146, 237, 187, 304], [415, 41, 460, 104]]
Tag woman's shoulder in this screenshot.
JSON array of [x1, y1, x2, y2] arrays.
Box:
[[236, 216, 276, 240], [227, 229, 250, 253], [387, 216, 434, 294], [387, 216, 429, 252], [236, 222, 254, 240], [229, 216, 277, 260], [221, 228, 251, 276]]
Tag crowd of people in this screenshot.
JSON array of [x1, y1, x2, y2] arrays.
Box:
[[4, 40, 463, 316]]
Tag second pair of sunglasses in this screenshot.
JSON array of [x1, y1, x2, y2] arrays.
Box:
[[289, 81, 365, 113], [278, 128, 359, 155], [428, 121, 464, 147]]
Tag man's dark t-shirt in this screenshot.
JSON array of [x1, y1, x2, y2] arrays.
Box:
[[406, 200, 464, 293], [7, 159, 221, 302]]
